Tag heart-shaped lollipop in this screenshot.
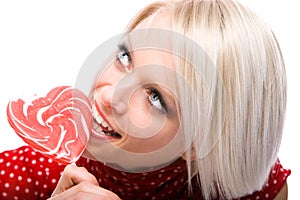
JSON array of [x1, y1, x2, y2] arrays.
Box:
[[6, 86, 92, 164]]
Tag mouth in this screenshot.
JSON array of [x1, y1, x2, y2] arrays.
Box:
[[91, 103, 122, 139]]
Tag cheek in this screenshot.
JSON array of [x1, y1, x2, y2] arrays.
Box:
[[125, 88, 171, 139]]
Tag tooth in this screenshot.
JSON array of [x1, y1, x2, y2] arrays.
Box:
[[102, 121, 108, 128], [107, 126, 113, 131], [96, 115, 104, 124]]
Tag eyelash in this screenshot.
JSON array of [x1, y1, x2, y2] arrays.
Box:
[[145, 87, 167, 113], [115, 44, 167, 114], [115, 44, 132, 72]]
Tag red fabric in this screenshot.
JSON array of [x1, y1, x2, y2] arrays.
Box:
[[0, 146, 291, 200]]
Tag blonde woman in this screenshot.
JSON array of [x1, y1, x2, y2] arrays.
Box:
[[0, 0, 290, 199]]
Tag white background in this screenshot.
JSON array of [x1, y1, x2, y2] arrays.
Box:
[[0, 0, 298, 199]]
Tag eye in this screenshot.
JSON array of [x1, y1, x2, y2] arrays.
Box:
[[115, 44, 132, 72], [145, 88, 167, 113]]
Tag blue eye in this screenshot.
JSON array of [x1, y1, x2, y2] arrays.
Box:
[[146, 88, 167, 113], [115, 44, 132, 72]]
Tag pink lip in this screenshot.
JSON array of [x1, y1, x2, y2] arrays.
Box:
[[91, 100, 121, 141], [93, 99, 113, 127], [90, 128, 109, 141]]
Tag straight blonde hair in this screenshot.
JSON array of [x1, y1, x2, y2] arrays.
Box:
[[126, 0, 286, 199]]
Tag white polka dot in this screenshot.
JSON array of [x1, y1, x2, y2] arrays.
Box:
[[151, 182, 156, 185], [2, 192, 7, 197], [6, 162, 11, 167], [4, 183, 9, 188], [273, 179, 277, 184], [280, 168, 284, 172], [0, 170, 5, 175], [48, 158, 53, 163], [4, 152, 9, 157], [21, 167, 26, 172], [145, 192, 150, 196], [43, 184, 48, 189], [31, 151, 36, 156], [13, 196, 19, 200], [9, 172, 14, 178], [265, 183, 269, 187], [18, 150, 23, 154], [167, 177, 171, 181], [24, 148, 29, 152], [18, 176, 22, 181], [37, 171, 43, 176], [35, 181, 39, 186], [272, 170, 276, 174], [265, 193, 269, 198], [51, 179, 57, 184], [174, 181, 178, 186], [39, 157, 44, 162], [27, 178, 32, 183], [34, 191, 38, 196], [12, 156, 18, 160], [14, 165, 19, 170], [19, 156, 24, 161], [118, 171, 126, 176], [173, 169, 178, 173], [0, 158, 3, 163], [25, 188, 30, 193], [158, 174, 163, 178], [32, 160, 37, 164], [255, 196, 260, 199], [16, 186, 20, 191]]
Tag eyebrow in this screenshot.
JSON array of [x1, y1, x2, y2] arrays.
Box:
[[117, 41, 135, 65]]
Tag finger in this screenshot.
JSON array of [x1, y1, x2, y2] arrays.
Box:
[[51, 164, 99, 196], [48, 181, 121, 200]]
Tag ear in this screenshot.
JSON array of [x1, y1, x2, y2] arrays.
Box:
[[181, 146, 197, 161]]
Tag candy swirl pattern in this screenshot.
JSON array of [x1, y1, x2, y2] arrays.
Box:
[[6, 86, 92, 164]]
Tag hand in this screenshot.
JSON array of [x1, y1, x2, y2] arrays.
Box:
[[48, 164, 121, 200]]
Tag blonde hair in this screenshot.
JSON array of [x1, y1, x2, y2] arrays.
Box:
[[126, 0, 286, 199]]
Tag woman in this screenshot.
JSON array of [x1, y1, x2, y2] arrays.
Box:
[[0, 0, 290, 199]]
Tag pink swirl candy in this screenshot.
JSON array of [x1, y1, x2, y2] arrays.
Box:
[[6, 86, 92, 164]]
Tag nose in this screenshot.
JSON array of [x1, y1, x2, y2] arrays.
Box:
[[94, 85, 126, 115]]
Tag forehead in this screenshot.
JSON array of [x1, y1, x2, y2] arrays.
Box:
[[134, 10, 172, 30], [128, 10, 174, 67]]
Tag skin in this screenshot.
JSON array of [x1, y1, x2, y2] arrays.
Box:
[[50, 10, 288, 200], [274, 183, 288, 200], [82, 10, 186, 171]]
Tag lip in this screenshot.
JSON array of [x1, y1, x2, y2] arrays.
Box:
[[91, 100, 122, 141]]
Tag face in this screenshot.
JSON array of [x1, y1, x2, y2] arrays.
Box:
[[83, 11, 185, 171]]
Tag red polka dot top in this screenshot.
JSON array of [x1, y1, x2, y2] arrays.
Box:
[[0, 146, 291, 200]]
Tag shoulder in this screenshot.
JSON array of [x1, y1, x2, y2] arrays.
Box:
[[241, 159, 291, 200], [0, 146, 66, 199]]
